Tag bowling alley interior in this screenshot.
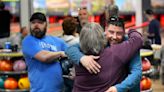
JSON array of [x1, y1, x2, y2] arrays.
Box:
[[0, 0, 164, 92]]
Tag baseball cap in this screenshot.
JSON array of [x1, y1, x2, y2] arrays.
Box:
[[145, 9, 154, 15], [30, 12, 47, 22]]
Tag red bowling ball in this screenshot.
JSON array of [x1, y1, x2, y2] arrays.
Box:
[[0, 60, 13, 71], [142, 58, 151, 71], [4, 77, 18, 89], [140, 76, 152, 90]]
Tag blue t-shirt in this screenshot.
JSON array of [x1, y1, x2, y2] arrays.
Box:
[[22, 35, 67, 92]]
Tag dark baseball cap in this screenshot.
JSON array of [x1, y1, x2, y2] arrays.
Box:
[[30, 12, 47, 22], [145, 9, 154, 15]]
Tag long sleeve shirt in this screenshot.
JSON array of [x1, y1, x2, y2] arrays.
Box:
[[65, 30, 143, 92], [115, 52, 142, 92]]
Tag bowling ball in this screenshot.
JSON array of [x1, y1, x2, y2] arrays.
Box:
[[18, 77, 30, 89], [13, 60, 26, 71], [4, 77, 18, 89], [0, 77, 4, 88], [140, 76, 152, 90], [142, 58, 151, 71], [0, 60, 13, 71], [60, 57, 73, 75]]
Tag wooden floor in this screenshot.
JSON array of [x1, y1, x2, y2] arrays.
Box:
[[152, 79, 164, 92]]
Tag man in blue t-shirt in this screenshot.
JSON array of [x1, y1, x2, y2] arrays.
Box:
[[22, 12, 68, 92]]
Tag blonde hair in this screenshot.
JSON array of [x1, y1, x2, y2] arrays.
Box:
[[80, 22, 107, 55]]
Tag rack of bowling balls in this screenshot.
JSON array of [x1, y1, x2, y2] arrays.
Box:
[[0, 54, 30, 92], [141, 57, 153, 92]]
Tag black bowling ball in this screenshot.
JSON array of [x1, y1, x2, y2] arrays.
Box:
[[60, 57, 73, 75]]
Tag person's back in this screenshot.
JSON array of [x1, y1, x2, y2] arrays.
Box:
[[60, 17, 79, 92], [0, 2, 12, 38], [148, 19, 161, 44], [145, 9, 161, 45], [61, 17, 79, 46], [73, 23, 143, 92]]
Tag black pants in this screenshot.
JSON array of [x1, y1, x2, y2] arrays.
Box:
[[63, 78, 74, 92]]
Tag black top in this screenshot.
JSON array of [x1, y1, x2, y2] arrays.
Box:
[[76, 24, 82, 34], [0, 9, 12, 38], [148, 19, 161, 44]]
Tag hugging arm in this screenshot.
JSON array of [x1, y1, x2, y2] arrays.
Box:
[[112, 30, 143, 63], [65, 44, 101, 74], [105, 30, 143, 92], [115, 51, 142, 92]]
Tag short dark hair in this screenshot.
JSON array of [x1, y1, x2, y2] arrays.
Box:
[[62, 17, 77, 35], [0, 1, 5, 9], [145, 9, 154, 15], [108, 16, 125, 30]]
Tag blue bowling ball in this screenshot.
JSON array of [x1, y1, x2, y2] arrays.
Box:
[[0, 77, 4, 88]]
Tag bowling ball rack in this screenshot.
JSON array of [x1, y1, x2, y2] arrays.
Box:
[[0, 52, 29, 92], [0, 88, 29, 92], [0, 71, 27, 75], [141, 88, 153, 92]]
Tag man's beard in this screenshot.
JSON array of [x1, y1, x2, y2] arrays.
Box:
[[109, 38, 123, 45], [30, 28, 46, 39]]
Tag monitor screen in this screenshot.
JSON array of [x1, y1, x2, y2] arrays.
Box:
[[2, 0, 20, 16]]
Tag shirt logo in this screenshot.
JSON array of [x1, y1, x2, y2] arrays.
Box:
[[39, 42, 57, 51]]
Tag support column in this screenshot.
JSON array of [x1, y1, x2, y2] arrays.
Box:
[[135, 0, 143, 33], [20, 0, 34, 28], [135, 0, 151, 33]]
